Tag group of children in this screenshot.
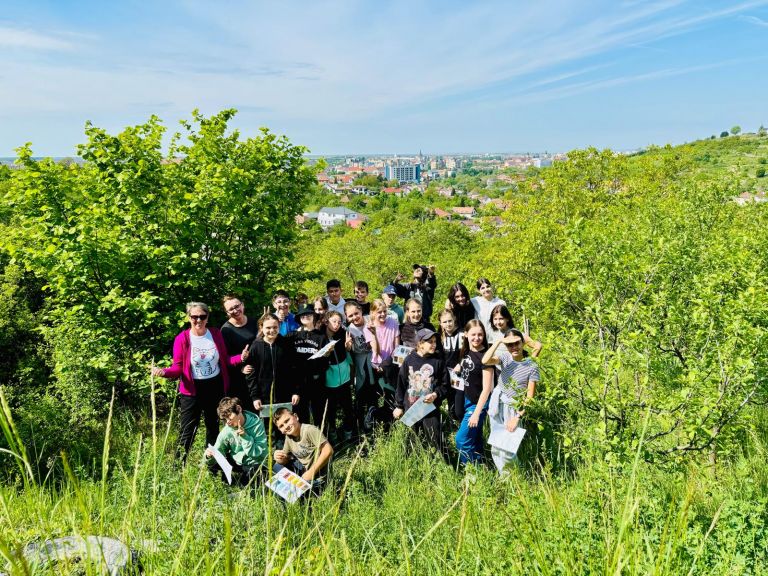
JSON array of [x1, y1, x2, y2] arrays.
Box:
[[152, 265, 542, 494]]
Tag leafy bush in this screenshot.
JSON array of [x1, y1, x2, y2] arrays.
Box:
[[1, 110, 316, 409]]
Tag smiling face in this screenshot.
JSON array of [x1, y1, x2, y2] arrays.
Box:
[[406, 302, 422, 324], [346, 306, 365, 327], [492, 311, 509, 332], [382, 293, 395, 306], [466, 325, 485, 351], [453, 291, 468, 306], [275, 411, 300, 437], [261, 318, 279, 342], [478, 282, 494, 300], [354, 286, 369, 303], [224, 298, 244, 322], [188, 306, 209, 333], [506, 334, 524, 359], [373, 305, 388, 324], [273, 296, 291, 319], [299, 314, 315, 330]]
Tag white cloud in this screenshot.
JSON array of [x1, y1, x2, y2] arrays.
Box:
[[1, 0, 768, 141], [0, 25, 74, 51], [741, 14, 768, 26]]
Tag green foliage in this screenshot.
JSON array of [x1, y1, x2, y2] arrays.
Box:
[[297, 217, 477, 315], [1, 110, 315, 412], [295, 144, 768, 467], [731, 125, 741, 136], [720, 131, 729, 138], [757, 167, 766, 178], [1, 422, 767, 573], [353, 174, 383, 188]]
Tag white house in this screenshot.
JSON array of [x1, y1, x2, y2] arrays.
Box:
[[318, 206, 360, 229]]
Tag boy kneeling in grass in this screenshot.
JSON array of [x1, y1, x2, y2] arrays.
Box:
[[272, 407, 334, 493], [205, 397, 268, 486]]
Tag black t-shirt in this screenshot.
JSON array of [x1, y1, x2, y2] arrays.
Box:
[[220, 317, 259, 355], [459, 349, 489, 405]]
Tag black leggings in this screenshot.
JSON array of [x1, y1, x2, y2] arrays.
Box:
[[177, 375, 224, 461]]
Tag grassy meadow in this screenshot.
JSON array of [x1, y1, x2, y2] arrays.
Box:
[[1, 393, 767, 575]]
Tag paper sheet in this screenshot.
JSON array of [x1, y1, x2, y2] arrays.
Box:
[[487, 423, 526, 454], [400, 395, 437, 427], [392, 345, 413, 366], [207, 444, 233, 485], [309, 340, 337, 360], [449, 371, 467, 390], [266, 466, 312, 503], [259, 402, 293, 418]]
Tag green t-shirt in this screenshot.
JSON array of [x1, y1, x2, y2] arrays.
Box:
[[213, 411, 268, 468]]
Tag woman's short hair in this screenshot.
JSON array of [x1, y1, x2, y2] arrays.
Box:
[[186, 301, 210, 315]]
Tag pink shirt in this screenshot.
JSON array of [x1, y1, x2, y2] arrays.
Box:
[[371, 317, 400, 366], [162, 328, 241, 396]]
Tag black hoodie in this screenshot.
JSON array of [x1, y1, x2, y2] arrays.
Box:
[[245, 335, 297, 404]]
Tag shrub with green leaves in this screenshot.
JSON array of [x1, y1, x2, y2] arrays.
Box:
[[1, 110, 316, 415]]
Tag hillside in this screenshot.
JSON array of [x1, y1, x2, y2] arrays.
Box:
[[1, 116, 767, 574]]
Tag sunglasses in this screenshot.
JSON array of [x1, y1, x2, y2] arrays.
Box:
[[190, 314, 208, 321]]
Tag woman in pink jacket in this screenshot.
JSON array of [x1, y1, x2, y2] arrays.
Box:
[[151, 302, 248, 461]]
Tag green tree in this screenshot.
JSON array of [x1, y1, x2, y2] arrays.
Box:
[[731, 125, 742, 136], [2, 109, 316, 409], [720, 131, 729, 138], [353, 174, 382, 188]]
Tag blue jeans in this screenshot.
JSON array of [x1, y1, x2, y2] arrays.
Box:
[[455, 396, 488, 464]]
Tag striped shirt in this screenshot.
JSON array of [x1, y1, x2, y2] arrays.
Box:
[[497, 353, 539, 406]]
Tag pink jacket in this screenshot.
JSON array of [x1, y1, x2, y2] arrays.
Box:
[[162, 327, 240, 396]]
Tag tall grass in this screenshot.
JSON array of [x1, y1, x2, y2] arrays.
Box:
[[0, 397, 766, 575]]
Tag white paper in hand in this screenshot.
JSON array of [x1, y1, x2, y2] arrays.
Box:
[[449, 371, 467, 390], [259, 402, 293, 418], [400, 396, 437, 427], [487, 424, 526, 454], [309, 340, 337, 360], [392, 345, 413, 366], [207, 444, 233, 485]]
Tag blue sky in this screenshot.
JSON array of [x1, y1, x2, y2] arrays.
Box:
[[2, 0, 768, 156]]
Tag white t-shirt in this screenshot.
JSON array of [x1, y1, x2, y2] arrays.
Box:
[[190, 330, 220, 380], [471, 296, 506, 336]]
